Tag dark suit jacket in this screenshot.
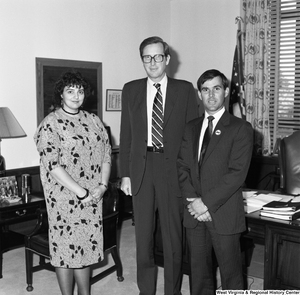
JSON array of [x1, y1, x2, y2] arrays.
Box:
[[177, 110, 253, 234], [119, 77, 199, 197]]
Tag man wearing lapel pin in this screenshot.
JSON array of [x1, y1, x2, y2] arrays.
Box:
[[119, 36, 199, 295], [177, 69, 253, 294]]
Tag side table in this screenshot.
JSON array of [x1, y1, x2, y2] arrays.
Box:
[[0, 194, 45, 278]]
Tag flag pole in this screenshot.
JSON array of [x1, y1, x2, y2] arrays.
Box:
[[230, 17, 246, 120], [236, 17, 246, 119]]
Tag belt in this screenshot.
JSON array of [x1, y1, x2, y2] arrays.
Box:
[[147, 146, 164, 153]]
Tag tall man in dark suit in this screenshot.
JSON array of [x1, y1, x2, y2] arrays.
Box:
[[119, 36, 199, 295], [177, 69, 253, 294]]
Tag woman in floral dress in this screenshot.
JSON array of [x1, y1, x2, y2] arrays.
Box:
[[34, 71, 111, 295]]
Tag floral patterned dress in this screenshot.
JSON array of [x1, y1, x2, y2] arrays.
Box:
[[34, 110, 111, 268]]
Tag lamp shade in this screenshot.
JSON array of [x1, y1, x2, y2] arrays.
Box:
[[0, 107, 26, 139]]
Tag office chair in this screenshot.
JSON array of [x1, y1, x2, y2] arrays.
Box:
[[278, 130, 300, 195], [24, 183, 124, 292]]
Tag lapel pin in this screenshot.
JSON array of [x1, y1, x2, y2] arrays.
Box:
[[215, 130, 221, 135]]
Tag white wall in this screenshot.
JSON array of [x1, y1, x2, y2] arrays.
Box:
[[171, 0, 240, 81], [0, 0, 239, 169]]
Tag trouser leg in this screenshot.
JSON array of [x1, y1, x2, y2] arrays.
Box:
[[186, 223, 215, 295], [152, 153, 183, 295], [208, 224, 244, 290], [133, 154, 157, 295]]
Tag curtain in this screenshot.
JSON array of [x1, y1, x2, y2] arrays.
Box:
[[242, 0, 271, 155]]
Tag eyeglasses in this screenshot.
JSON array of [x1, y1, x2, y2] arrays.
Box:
[[142, 54, 165, 63]]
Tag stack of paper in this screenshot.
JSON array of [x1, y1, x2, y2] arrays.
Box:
[[243, 192, 283, 213], [260, 201, 300, 220]]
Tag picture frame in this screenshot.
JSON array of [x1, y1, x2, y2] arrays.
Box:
[[36, 57, 102, 125], [0, 176, 18, 197], [106, 89, 122, 111]]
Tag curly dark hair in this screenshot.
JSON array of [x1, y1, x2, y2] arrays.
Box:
[[51, 71, 91, 111]]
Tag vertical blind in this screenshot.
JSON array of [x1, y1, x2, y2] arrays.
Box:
[[269, 0, 300, 151]]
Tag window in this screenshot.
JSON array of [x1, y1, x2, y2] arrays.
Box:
[[269, 0, 300, 150]]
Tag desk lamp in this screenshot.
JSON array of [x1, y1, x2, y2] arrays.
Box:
[[0, 107, 27, 177]]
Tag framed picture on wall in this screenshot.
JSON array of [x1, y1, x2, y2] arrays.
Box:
[[106, 89, 122, 111], [36, 57, 102, 125]]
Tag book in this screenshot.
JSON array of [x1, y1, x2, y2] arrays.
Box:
[[260, 209, 300, 220], [262, 201, 300, 212], [261, 208, 300, 216]]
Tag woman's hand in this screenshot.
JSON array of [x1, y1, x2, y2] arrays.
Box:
[[90, 185, 107, 204], [81, 194, 94, 207]]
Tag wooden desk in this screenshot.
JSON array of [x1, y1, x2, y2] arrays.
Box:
[[245, 210, 300, 290], [0, 194, 45, 278]]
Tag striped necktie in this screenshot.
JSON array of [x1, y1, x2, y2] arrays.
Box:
[[152, 83, 164, 148], [199, 116, 214, 166]]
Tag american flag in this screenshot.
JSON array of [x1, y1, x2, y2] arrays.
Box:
[[229, 29, 246, 120]]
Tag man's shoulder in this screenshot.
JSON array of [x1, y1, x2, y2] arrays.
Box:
[[168, 77, 193, 87], [222, 111, 249, 124], [124, 78, 147, 88], [223, 112, 253, 135], [186, 116, 202, 128], [230, 113, 252, 128], [189, 115, 202, 123]]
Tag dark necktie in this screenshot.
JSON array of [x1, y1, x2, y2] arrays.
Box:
[[152, 83, 164, 148], [199, 116, 214, 166]]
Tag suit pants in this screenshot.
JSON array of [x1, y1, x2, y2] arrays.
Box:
[[133, 152, 183, 295], [186, 221, 244, 295]]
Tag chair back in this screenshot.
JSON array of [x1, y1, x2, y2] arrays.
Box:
[[103, 183, 119, 218], [103, 183, 119, 250], [278, 130, 300, 195]]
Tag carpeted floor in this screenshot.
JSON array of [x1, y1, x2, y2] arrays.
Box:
[[1, 218, 263, 295]]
